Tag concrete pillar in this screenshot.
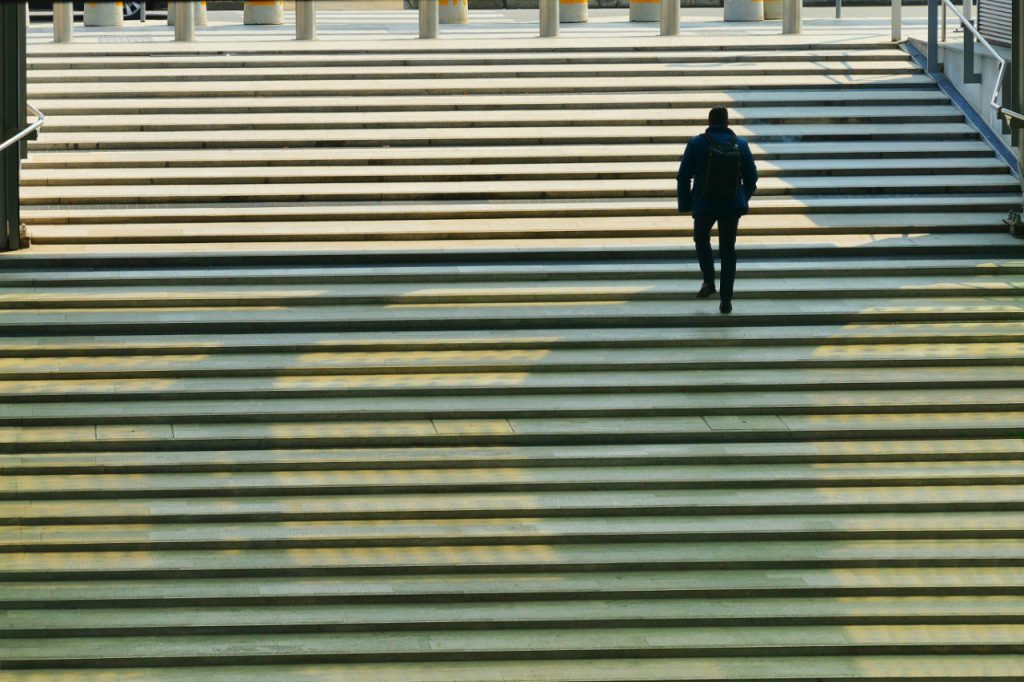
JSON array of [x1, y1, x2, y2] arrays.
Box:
[[53, 1, 73, 42], [891, 0, 901, 41], [539, 0, 558, 36], [174, 0, 194, 40], [169, 2, 207, 27], [783, 0, 801, 33], [725, 0, 763, 22], [419, 0, 438, 38], [630, 0, 659, 22], [84, 1, 124, 27], [660, 0, 678, 35], [764, 0, 782, 20], [439, 0, 468, 25], [244, 0, 284, 25], [296, 0, 315, 39], [560, 0, 587, 23]]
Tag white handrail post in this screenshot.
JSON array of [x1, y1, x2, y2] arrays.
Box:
[[53, 1, 73, 42], [660, 0, 679, 36], [296, 0, 315, 40], [540, 0, 558, 37], [419, 0, 438, 38], [783, 0, 801, 34]]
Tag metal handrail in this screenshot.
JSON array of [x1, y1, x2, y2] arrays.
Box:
[[0, 103, 44, 154], [940, 0, 1021, 124]]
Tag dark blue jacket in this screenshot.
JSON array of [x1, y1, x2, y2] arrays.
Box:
[[677, 125, 758, 216]]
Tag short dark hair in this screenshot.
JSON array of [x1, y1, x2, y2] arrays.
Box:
[[708, 107, 729, 125]]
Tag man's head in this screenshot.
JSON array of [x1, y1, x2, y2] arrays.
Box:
[[708, 107, 729, 127]]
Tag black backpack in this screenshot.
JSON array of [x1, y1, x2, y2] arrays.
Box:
[[700, 133, 742, 203]]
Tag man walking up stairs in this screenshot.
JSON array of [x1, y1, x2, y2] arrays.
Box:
[[678, 106, 759, 314]]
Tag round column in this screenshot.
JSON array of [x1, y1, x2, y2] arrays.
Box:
[[763, 0, 782, 19], [419, 0, 438, 37], [439, 0, 468, 24], [724, 0, 763, 21], [84, 1, 124, 26], [53, 1, 74, 42], [244, 0, 284, 25], [629, 0, 659, 22], [296, 0, 315, 39], [168, 2, 206, 26], [175, 0, 195, 40], [560, 0, 587, 23], [539, 0, 558, 36]]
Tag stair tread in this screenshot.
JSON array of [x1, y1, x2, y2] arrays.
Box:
[[22, 175, 1020, 205], [7, 485, 1023, 521], [1, 656, 1021, 682], [6, 539, 1024, 577], [6, 461, 1021, 495], [7, 596, 1022, 634], [22, 140, 995, 168]]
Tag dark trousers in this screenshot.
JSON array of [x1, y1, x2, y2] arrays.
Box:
[[693, 213, 739, 303]]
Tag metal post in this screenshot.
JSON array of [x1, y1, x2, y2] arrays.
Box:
[[53, 1, 73, 42], [962, 0, 980, 83], [783, 0, 801, 34], [296, 0, 315, 40], [1014, 0, 1022, 148], [927, 0, 939, 74], [539, 0, 558, 36], [175, 0, 195, 40], [140, 0, 146, 21], [1, 2, 25, 251], [891, 0, 901, 41], [835, 0, 841, 19], [419, 0, 438, 38], [940, 0, 946, 42], [660, 0, 678, 36]]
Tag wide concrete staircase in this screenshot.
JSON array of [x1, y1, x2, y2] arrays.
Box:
[[3, 40, 1024, 679]]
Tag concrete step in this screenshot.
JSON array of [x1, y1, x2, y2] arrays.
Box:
[[24, 175, 1019, 207], [36, 106, 966, 133], [3, 258, 1021, 287], [4, 387, 1024, 428], [7, 567, 1021, 608], [28, 88, 953, 116], [22, 140, 997, 169], [4, 295, 1024, 337], [4, 438, 1022, 474], [6, 367, 1022, 403], [1, 656, 1020, 682], [5, 274, 1022, 306], [26, 48, 911, 70], [5, 624, 1023, 668], [7, 483, 1023, 523], [22, 157, 1009, 187], [25, 73, 939, 100], [7, 461, 1021, 499], [7, 512, 1024, 553], [6, 539, 1023, 580], [8, 596, 1023, 638], [26, 61, 925, 85], [27, 122, 981, 152], [23, 197, 1024, 228]]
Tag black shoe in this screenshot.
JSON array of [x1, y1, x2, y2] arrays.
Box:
[[697, 282, 716, 299], [720, 301, 732, 314]]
